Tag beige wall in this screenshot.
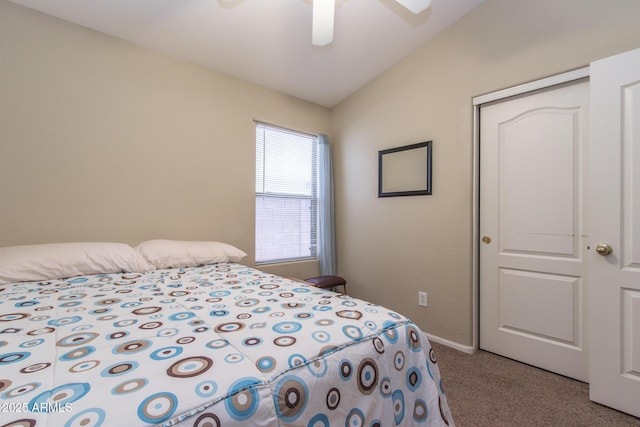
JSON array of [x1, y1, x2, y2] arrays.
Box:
[[331, 0, 640, 345], [0, 1, 328, 278], [4, 0, 640, 347]]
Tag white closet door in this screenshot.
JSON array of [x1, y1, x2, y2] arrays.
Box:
[[480, 80, 589, 381], [589, 47, 640, 418]]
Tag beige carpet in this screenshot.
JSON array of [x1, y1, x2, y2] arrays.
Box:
[[431, 342, 640, 427]]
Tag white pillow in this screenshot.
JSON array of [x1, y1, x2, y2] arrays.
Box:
[[136, 239, 247, 269], [0, 242, 156, 285]]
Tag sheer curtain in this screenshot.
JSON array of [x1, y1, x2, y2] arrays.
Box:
[[317, 134, 336, 275]]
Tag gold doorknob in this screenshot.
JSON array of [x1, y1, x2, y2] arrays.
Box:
[[482, 236, 491, 244], [595, 243, 613, 256]]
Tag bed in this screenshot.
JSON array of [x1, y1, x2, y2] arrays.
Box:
[[0, 241, 454, 426]]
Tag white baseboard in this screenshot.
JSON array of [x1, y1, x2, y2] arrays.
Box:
[[426, 333, 476, 354]]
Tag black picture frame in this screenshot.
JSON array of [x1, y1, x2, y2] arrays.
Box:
[[378, 141, 432, 197]]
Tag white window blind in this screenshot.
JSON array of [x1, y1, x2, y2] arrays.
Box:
[[256, 123, 317, 263]]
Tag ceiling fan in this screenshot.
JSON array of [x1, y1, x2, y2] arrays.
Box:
[[312, 0, 432, 46]]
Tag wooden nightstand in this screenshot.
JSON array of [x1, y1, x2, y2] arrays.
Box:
[[304, 275, 347, 294]]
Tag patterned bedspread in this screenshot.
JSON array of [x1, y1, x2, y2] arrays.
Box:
[[0, 263, 454, 426]]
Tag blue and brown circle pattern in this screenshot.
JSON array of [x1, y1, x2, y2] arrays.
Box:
[[0, 263, 452, 426]]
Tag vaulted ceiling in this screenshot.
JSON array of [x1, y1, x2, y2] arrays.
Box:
[[10, 0, 485, 108]]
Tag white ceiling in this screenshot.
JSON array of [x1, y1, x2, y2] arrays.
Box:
[[9, 0, 485, 108]]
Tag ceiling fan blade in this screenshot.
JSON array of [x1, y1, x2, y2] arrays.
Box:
[[395, 0, 432, 14], [312, 0, 335, 46]]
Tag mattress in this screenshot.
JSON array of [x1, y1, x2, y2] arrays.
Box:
[[0, 263, 454, 426]]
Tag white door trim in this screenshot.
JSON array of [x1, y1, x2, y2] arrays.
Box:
[[472, 67, 590, 106], [470, 66, 591, 351]]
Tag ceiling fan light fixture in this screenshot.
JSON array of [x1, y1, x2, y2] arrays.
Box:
[[312, 0, 335, 46], [395, 0, 432, 14]]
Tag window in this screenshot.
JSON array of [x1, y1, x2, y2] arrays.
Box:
[[255, 123, 317, 263]]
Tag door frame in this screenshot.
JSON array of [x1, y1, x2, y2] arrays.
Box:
[[471, 66, 591, 351]]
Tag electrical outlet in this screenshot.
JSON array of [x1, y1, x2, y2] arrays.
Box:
[[418, 291, 428, 307]]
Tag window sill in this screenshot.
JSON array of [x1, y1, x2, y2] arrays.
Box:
[[255, 257, 318, 267]]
